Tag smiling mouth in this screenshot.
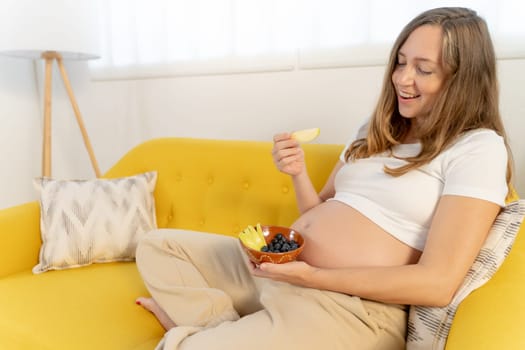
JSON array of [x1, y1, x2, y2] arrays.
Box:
[[399, 92, 420, 99]]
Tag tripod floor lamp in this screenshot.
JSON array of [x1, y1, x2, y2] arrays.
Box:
[[0, 0, 101, 178]]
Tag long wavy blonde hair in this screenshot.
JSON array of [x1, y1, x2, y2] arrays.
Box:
[[345, 7, 513, 188]]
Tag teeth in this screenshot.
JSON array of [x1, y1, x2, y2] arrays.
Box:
[[400, 91, 418, 98]]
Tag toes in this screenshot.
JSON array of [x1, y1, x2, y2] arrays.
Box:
[[135, 297, 150, 307]]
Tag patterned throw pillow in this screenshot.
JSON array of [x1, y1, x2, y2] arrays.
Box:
[[33, 171, 158, 274], [406, 199, 525, 350]]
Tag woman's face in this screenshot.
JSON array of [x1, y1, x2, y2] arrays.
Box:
[[392, 25, 446, 121]]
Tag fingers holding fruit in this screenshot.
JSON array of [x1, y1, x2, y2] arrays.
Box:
[[272, 133, 304, 176], [272, 132, 294, 144], [272, 133, 299, 155], [272, 129, 319, 176], [275, 149, 304, 176]]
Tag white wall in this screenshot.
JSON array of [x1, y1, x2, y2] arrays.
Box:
[[0, 57, 41, 209], [87, 58, 525, 197], [0, 57, 524, 209], [498, 59, 525, 195], [87, 64, 386, 169]]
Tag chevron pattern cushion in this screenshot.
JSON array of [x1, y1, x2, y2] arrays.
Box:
[[406, 199, 525, 350], [32, 171, 158, 274]]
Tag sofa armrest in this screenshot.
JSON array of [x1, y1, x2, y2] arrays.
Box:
[[445, 219, 525, 349], [0, 202, 41, 277]]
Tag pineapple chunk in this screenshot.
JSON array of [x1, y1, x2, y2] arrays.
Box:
[[239, 224, 266, 251]]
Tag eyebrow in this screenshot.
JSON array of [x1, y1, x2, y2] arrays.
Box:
[[397, 52, 438, 64]]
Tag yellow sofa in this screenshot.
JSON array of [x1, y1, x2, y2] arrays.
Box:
[[0, 137, 523, 350]]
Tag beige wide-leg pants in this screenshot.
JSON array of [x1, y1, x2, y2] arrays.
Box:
[[136, 229, 407, 350]]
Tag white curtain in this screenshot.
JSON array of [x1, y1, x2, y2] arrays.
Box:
[[90, 0, 525, 80]]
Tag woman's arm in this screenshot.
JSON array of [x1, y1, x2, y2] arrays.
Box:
[[272, 132, 343, 213], [253, 195, 501, 307]]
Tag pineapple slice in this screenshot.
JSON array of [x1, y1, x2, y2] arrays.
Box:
[[239, 224, 266, 251]]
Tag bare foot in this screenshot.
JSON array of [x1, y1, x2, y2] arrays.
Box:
[[136, 297, 177, 330]]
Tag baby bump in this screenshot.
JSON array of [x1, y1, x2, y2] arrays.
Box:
[[291, 200, 421, 269]]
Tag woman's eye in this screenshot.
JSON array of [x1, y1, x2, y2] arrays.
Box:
[[417, 67, 432, 75]]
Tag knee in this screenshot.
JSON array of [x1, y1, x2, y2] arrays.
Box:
[[135, 229, 164, 266]]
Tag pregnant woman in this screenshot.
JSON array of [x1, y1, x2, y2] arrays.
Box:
[[135, 7, 512, 350]]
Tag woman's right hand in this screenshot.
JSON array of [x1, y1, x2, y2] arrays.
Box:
[[272, 133, 305, 176]]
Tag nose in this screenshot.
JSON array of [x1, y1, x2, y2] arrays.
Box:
[[394, 66, 415, 87]]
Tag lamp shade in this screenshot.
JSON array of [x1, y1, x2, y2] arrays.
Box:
[[0, 0, 100, 60]]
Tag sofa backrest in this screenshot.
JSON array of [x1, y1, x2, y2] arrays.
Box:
[[104, 138, 344, 237]]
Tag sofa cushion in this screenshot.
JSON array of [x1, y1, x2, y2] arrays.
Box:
[[33, 172, 158, 274], [406, 199, 525, 350], [0, 262, 164, 350]]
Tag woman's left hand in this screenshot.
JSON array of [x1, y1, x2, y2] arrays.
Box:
[[250, 260, 320, 288]]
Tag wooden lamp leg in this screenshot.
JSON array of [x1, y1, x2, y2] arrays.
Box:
[[39, 51, 101, 178], [42, 55, 53, 177], [56, 56, 101, 178]]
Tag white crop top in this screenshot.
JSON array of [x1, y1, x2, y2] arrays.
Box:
[[330, 127, 508, 251]]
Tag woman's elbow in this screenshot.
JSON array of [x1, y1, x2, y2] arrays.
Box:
[[423, 283, 457, 307], [430, 292, 454, 308]]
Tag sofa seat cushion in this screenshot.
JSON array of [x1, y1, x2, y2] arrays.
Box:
[[0, 262, 163, 350]]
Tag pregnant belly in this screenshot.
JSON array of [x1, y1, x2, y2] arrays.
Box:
[[291, 200, 421, 269]]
